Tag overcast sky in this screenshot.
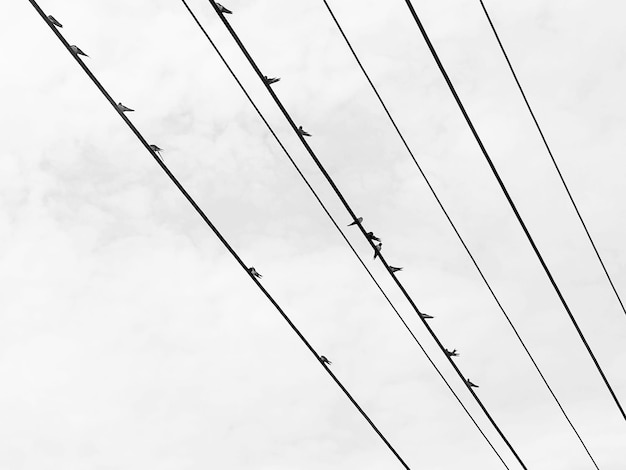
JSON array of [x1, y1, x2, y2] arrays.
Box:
[[1, 0, 625, 468]]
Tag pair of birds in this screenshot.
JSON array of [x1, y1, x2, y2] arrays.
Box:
[[347, 217, 402, 270]]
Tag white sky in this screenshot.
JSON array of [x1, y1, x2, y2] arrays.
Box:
[[1, 0, 625, 468]]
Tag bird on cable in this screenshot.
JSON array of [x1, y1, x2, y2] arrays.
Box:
[[149, 144, 163, 159], [419, 312, 433, 320], [466, 378, 479, 389], [47, 15, 63, 28], [366, 232, 381, 243], [348, 217, 363, 227], [117, 102, 134, 113], [445, 348, 459, 358], [248, 267, 262, 279], [216, 3, 232, 14], [373, 242, 383, 259], [389, 266, 402, 273], [70, 45, 88, 57], [297, 126, 311, 137], [320, 355, 332, 366], [264, 76, 280, 85]]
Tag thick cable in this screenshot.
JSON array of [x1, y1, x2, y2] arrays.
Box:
[[27, 1, 413, 467], [206, 1, 529, 467], [320, 1, 600, 467], [477, 0, 626, 322], [179, 1, 511, 467], [402, 0, 625, 422]]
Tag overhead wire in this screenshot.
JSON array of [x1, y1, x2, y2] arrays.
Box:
[[27, 1, 413, 467], [178, 2, 510, 467], [205, 1, 529, 467], [402, 0, 626, 422], [477, 0, 626, 322], [319, 1, 600, 467]]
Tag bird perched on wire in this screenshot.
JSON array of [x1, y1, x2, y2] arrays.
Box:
[[47, 15, 63, 28], [216, 3, 232, 14], [320, 355, 332, 366], [70, 45, 88, 57], [248, 267, 262, 279], [117, 102, 134, 113], [466, 378, 479, 389], [264, 76, 280, 85], [389, 266, 402, 273], [366, 232, 381, 243], [373, 242, 383, 259], [445, 348, 459, 358], [419, 312, 433, 320], [297, 126, 311, 137], [149, 144, 163, 159], [348, 217, 363, 227]]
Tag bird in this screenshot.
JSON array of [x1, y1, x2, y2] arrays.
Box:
[[216, 3, 232, 14], [117, 102, 134, 113], [348, 217, 363, 227], [264, 76, 280, 85], [466, 378, 479, 389], [47, 15, 63, 28], [70, 45, 88, 57], [320, 355, 332, 366], [445, 348, 459, 357], [297, 126, 311, 137], [373, 242, 383, 259], [366, 232, 381, 242], [248, 267, 262, 279], [149, 144, 163, 159], [419, 312, 434, 320], [389, 266, 403, 273]]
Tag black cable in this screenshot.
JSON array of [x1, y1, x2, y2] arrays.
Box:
[[27, 1, 413, 467], [206, 1, 529, 467], [320, 1, 600, 467], [402, 0, 626, 422], [478, 0, 626, 323], [179, 2, 510, 467]]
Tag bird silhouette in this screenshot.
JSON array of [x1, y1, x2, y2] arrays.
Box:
[[389, 266, 403, 273], [419, 312, 433, 320], [248, 267, 262, 279], [366, 232, 381, 242], [373, 242, 383, 259], [264, 76, 280, 85], [348, 217, 363, 226], [466, 378, 479, 389], [297, 126, 311, 137], [117, 102, 134, 113], [47, 15, 62, 28], [320, 355, 332, 366], [70, 45, 88, 57], [445, 348, 459, 357], [149, 145, 163, 160], [216, 3, 232, 14]]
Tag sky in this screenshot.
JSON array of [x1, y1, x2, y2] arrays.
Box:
[[1, 0, 625, 468]]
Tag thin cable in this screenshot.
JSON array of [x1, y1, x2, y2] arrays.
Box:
[[179, 2, 510, 467], [206, 2, 529, 467], [27, 2, 412, 467], [478, 0, 626, 322], [320, 1, 600, 467], [402, 0, 626, 422]]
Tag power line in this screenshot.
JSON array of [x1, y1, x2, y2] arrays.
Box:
[[319, 1, 600, 467], [27, 2, 413, 467], [179, 2, 510, 467], [477, 0, 626, 322], [206, 1, 529, 467], [402, 0, 626, 422]]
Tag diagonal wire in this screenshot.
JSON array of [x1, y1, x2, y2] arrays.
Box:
[[179, 1, 510, 467], [402, 0, 626, 422], [27, 1, 413, 467], [205, 1, 529, 467], [478, 0, 626, 322], [320, 0, 600, 467]]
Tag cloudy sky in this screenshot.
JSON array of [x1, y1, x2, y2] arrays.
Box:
[[1, 0, 625, 468]]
